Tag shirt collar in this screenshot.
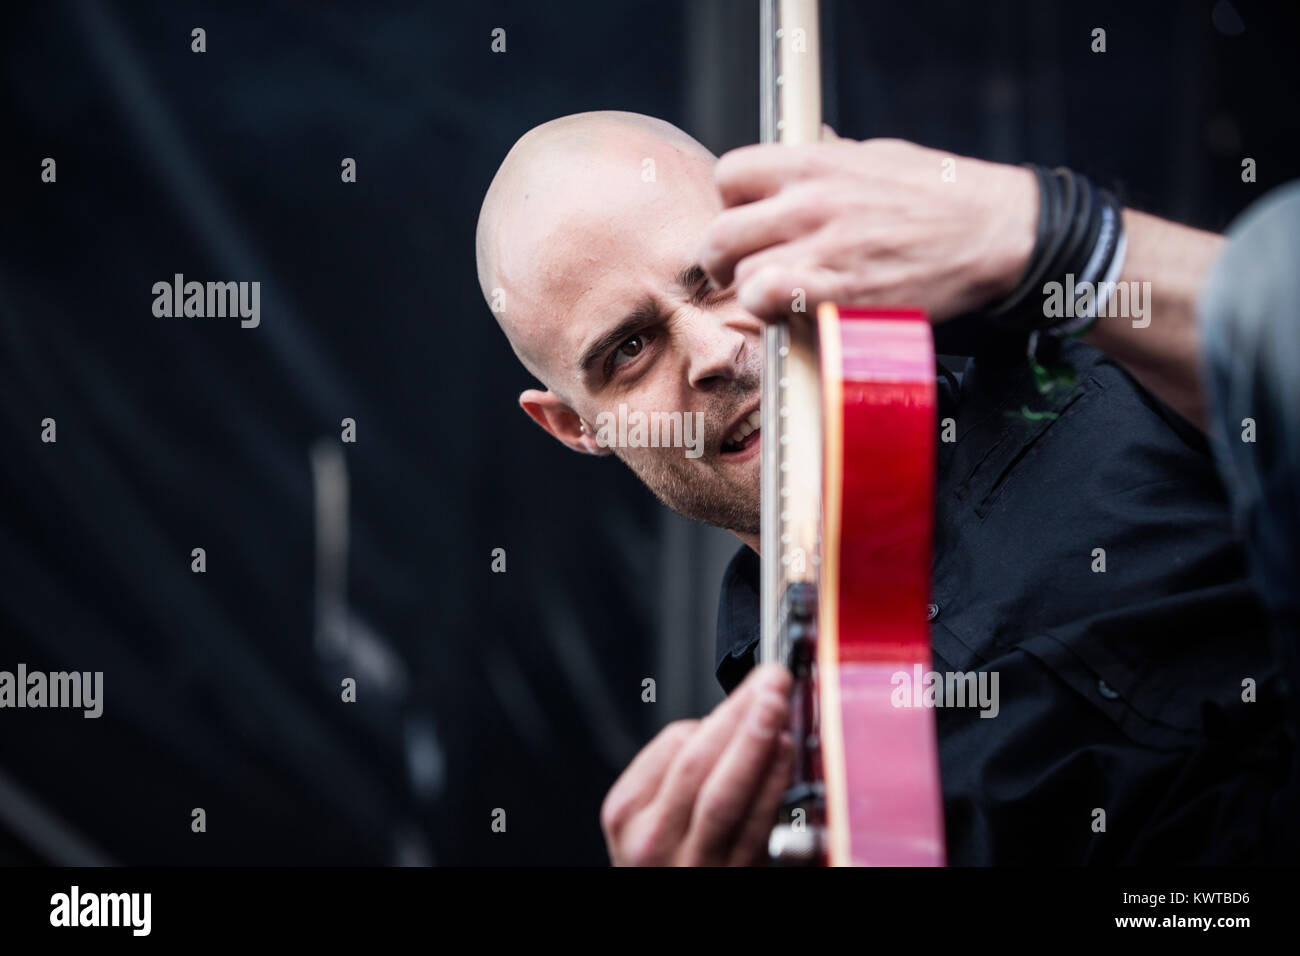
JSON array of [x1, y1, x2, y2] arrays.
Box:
[[714, 544, 761, 694]]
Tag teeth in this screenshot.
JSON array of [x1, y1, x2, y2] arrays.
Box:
[[725, 409, 763, 447]]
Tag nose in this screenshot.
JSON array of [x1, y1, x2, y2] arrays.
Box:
[[681, 309, 755, 390]]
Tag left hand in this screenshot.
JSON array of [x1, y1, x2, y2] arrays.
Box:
[[699, 135, 1038, 323]]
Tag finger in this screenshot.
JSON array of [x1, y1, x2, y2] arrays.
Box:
[[820, 123, 841, 141], [732, 229, 829, 292], [736, 260, 842, 322], [704, 659, 788, 723], [714, 143, 825, 207], [682, 691, 794, 863], [650, 663, 792, 842], [650, 665, 790, 853], [602, 719, 698, 830], [700, 183, 832, 290], [607, 664, 777, 843], [726, 729, 797, 866]]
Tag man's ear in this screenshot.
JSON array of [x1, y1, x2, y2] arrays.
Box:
[[519, 388, 612, 456]]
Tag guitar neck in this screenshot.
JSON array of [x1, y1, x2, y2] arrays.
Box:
[[769, 0, 823, 144], [759, 0, 826, 666]]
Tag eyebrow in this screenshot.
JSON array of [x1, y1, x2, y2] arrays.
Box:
[[576, 264, 711, 379], [577, 298, 661, 379], [677, 263, 710, 303]]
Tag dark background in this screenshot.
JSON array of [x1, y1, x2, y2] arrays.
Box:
[[1, 0, 1297, 865]]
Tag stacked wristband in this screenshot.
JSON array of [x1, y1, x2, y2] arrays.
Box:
[[986, 164, 1127, 337]]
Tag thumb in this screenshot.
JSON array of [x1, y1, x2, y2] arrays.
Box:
[[820, 123, 841, 141]]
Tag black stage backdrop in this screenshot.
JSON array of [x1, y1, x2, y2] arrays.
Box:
[[1, 0, 1298, 866]]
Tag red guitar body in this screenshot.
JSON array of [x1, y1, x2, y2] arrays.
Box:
[[817, 305, 946, 866]]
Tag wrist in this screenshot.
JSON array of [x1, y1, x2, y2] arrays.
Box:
[[978, 164, 1038, 306], [984, 164, 1126, 335]]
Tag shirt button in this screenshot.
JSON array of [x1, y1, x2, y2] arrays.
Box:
[[1097, 679, 1121, 700], [926, 603, 939, 621]]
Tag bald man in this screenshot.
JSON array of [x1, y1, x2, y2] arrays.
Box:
[[476, 111, 1293, 866]]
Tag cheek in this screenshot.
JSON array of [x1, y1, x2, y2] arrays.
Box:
[[597, 370, 691, 425]]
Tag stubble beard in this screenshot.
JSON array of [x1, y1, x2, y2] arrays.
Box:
[[602, 341, 764, 535], [611, 443, 761, 535]]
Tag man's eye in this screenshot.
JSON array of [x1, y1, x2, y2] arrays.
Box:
[[614, 334, 646, 364], [697, 278, 730, 305]]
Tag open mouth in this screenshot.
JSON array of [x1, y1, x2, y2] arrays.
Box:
[[721, 408, 762, 456]]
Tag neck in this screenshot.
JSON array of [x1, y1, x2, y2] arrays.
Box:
[[732, 529, 760, 554]]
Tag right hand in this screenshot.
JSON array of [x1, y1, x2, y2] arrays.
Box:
[[599, 662, 796, 866]]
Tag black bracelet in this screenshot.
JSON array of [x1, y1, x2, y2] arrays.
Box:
[[988, 164, 1067, 325], [1047, 168, 1094, 291], [986, 164, 1126, 335]]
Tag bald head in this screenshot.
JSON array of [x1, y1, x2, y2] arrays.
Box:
[[475, 111, 717, 386], [474, 111, 765, 540]]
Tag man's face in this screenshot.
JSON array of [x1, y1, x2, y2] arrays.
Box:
[[496, 134, 764, 534]]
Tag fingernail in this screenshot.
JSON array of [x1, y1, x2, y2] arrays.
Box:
[[748, 691, 787, 738], [756, 663, 791, 694]]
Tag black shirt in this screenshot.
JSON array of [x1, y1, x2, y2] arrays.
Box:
[[715, 339, 1295, 864]]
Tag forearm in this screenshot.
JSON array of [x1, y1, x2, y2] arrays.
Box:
[[1078, 209, 1225, 429]]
